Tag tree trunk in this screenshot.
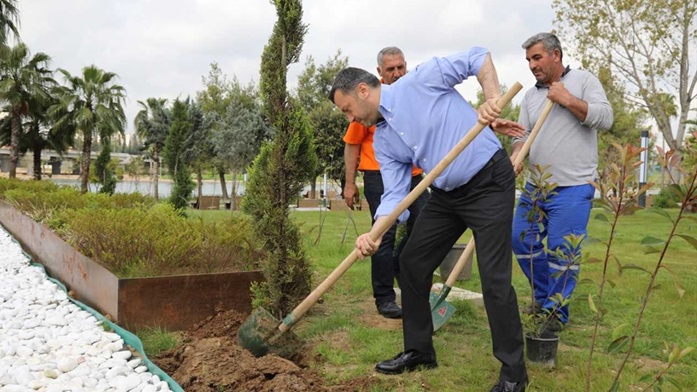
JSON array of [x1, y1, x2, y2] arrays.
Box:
[[9, 114, 21, 179], [197, 168, 203, 198], [230, 170, 238, 210], [80, 130, 92, 194], [310, 180, 316, 199], [151, 147, 160, 201], [218, 169, 229, 199], [32, 145, 42, 180], [339, 176, 346, 199]]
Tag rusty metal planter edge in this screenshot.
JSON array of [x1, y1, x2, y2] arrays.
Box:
[[0, 200, 262, 331]]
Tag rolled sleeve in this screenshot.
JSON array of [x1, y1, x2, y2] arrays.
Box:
[[513, 101, 532, 146], [581, 75, 613, 130], [439, 47, 489, 88]]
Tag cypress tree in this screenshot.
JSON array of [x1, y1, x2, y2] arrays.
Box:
[[164, 99, 195, 211], [243, 0, 317, 316]]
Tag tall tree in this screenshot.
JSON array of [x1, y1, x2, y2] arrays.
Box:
[[296, 51, 349, 197], [213, 80, 271, 209], [184, 100, 214, 200], [0, 0, 19, 45], [134, 97, 170, 200], [25, 88, 72, 180], [0, 90, 73, 180], [163, 98, 195, 210], [51, 65, 126, 193], [243, 0, 317, 316], [553, 0, 697, 153], [93, 137, 117, 194], [197, 63, 232, 199], [0, 43, 54, 178]]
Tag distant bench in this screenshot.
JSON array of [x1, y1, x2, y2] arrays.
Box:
[[297, 198, 321, 208], [191, 195, 220, 210], [225, 196, 244, 210]]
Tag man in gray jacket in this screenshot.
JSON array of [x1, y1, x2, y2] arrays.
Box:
[[510, 32, 613, 333]]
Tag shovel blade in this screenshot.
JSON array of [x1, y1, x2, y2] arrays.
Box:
[[236, 307, 304, 359], [430, 292, 457, 332]]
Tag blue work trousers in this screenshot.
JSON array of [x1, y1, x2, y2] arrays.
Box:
[[512, 182, 594, 323]]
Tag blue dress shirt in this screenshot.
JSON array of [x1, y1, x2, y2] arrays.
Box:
[[374, 47, 502, 221]]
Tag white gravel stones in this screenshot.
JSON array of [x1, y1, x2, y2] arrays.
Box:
[[0, 227, 172, 391]]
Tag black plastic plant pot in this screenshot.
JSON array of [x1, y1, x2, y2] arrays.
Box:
[[525, 332, 560, 368]]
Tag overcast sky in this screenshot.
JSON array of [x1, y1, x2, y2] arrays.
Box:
[[15, 0, 556, 133]]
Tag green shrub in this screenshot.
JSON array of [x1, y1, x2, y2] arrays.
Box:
[[63, 204, 263, 277], [652, 185, 681, 208], [0, 178, 62, 194], [1, 178, 155, 222], [168, 165, 194, 212], [106, 192, 156, 209], [3, 187, 87, 222], [0, 178, 257, 278]]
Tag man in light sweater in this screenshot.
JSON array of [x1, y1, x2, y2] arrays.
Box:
[[510, 32, 613, 332]]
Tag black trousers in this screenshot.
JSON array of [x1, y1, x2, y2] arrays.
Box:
[[364, 172, 429, 304], [399, 149, 527, 382]]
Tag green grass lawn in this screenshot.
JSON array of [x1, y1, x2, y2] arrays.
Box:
[[192, 207, 696, 391]]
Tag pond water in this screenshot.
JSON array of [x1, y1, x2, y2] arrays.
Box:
[[48, 178, 340, 200], [49, 178, 246, 199]]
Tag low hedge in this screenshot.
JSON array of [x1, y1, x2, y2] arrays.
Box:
[[0, 178, 263, 277]]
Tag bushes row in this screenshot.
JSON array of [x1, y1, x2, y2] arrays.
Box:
[[62, 204, 261, 277], [0, 178, 263, 277]]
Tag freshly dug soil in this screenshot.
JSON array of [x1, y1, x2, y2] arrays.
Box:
[[154, 309, 377, 391]]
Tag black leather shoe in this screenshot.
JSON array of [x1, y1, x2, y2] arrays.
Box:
[[490, 378, 527, 392], [376, 301, 402, 319], [375, 351, 437, 375]]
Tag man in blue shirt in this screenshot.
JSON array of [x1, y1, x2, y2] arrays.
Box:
[[330, 47, 528, 392]]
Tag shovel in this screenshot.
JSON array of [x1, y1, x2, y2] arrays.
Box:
[[237, 83, 523, 358], [430, 99, 555, 332]]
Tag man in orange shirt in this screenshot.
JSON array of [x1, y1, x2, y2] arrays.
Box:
[[343, 47, 428, 319]]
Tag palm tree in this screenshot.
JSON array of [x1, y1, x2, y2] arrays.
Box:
[[0, 0, 19, 45], [28, 90, 74, 180], [51, 65, 126, 193], [134, 98, 169, 200], [0, 43, 54, 178], [0, 88, 72, 180]]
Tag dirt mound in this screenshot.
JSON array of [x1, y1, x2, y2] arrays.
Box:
[[154, 309, 375, 391]]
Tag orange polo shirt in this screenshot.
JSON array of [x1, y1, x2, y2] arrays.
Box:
[[343, 122, 422, 176]]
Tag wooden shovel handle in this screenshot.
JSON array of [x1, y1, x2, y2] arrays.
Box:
[[278, 82, 524, 332], [442, 99, 555, 288], [514, 99, 555, 168]]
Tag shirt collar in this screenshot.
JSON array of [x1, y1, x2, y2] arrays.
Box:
[[535, 65, 571, 89], [379, 83, 394, 117]]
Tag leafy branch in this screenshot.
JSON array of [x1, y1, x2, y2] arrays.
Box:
[[609, 134, 697, 391], [585, 143, 651, 391]]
